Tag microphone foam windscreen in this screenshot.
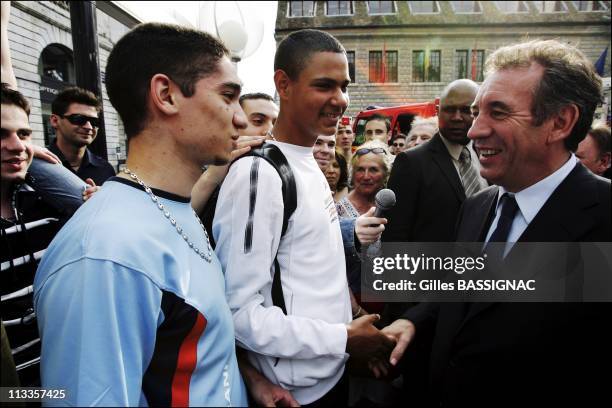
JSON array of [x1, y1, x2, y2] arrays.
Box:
[[375, 189, 396, 211]]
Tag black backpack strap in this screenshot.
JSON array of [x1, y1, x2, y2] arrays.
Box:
[[272, 259, 285, 315], [255, 143, 297, 236], [237, 143, 297, 316], [243, 157, 261, 254]]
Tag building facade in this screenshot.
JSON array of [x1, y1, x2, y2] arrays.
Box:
[[275, 1, 611, 117], [6, 1, 141, 167]]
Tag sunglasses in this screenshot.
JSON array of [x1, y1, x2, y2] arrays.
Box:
[[60, 114, 100, 128], [355, 147, 387, 156]]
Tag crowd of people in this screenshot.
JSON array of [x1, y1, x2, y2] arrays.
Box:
[[1, 1, 611, 406]]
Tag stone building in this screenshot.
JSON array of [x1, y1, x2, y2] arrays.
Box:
[[6, 1, 141, 168], [275, 1, 611, 116]]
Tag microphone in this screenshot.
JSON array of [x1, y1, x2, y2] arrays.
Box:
[[373, 188, 396, 218]]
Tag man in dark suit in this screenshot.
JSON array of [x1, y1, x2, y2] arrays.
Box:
[[383, 79, 485, 244], [381, 79, 486, 406], [381, 40, 611, 407]]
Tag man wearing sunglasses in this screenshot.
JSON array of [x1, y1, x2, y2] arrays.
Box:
[[390, 135, 407, 155], [49, 87, 115, 186]]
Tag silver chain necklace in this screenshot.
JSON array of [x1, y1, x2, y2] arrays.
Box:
[[123, 168, 212, 263], [266, 130, 277, 141], [1, 188, 19, 224]]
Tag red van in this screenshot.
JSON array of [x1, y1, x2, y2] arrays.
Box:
[[351, 99, 439, 146]]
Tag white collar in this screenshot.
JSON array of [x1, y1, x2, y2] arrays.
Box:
[[439, 133, 470, 161], [267, 140, 313, 157], [497, 155, 577, 224]]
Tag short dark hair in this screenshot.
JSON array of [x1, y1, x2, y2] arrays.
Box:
[[393, 134, 406, 142], [239, 92, 274, 107], [588, 124, 611, 157], [1, 83, 30, 116], [274, 29, 345, 80], [366, 114, 391, 132], [486, 40, 602, 151], [51, 87, 101, 116], [105, 23, 230, 139]]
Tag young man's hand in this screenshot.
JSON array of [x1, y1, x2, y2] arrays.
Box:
[[206, 136, 266, 185], [32, 145, 60, 164], [346, 314, 396, 377], [82, 178, 100, 201], [237, 347, 300, 407], [191, 136, 265, 214], [248, 375, 300, 407]]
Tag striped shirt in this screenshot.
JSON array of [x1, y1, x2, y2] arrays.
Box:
[[1, 184, 64, 386]]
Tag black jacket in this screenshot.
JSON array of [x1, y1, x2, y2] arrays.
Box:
[[402, 163, 611, 407], [383, 133, 466, 243]]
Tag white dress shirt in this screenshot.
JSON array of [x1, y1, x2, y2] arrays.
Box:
[[485, 155, 578, 255]]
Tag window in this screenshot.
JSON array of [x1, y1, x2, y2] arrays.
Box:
[[289, 1, 315, 17], [429, 51, 441, 82], [572, 1, 608, 11], [370, 51, 382, 83], [493, 1, 529, 12], [39, 44, 76, 145], [386, 51, 398, 82], [369, 50, 398, 83], [326, 1, 354, 15], [456, 49, 484, 82], [412, 50, 441, 82], [368, 1, 396, 14], [533, 1, 568, 12], [408, 1, 440, 13], [347, 51, 356, 83], [412, 51, 424, 82], [450, 1, 482, 13], [40, 44, 75, 83], [456, 50, 468, 79]]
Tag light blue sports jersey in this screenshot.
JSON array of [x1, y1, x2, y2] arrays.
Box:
[[34, 178, 247, 407]]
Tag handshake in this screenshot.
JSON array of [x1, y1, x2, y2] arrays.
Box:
[[346, 315, 416, 379]]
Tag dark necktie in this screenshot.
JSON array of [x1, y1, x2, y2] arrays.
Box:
[[485, 193, 519, 260]]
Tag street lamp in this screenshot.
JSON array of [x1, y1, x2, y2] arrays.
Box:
[[198, 1, 263, 64], [217, 19, 247, 63]]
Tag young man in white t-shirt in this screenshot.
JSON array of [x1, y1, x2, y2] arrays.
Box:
[[213, 29, 394, 406]]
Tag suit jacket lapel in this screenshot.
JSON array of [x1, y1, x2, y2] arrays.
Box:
[[518, 163, 598, 243], [429, 133, 466, 202], [473, 187, 498, 242], [456, 189, 499, 326], [461, 163, 599, 325]]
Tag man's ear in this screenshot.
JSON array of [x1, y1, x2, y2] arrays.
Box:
[[149, 74, 180, 116], [598, 152, 611, 174], [274, 70, 292, 101], [547, 104, 579, 145], [50, 114, 60, 129]]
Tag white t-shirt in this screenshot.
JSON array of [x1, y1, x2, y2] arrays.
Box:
[[213, 141, 352, 404]]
